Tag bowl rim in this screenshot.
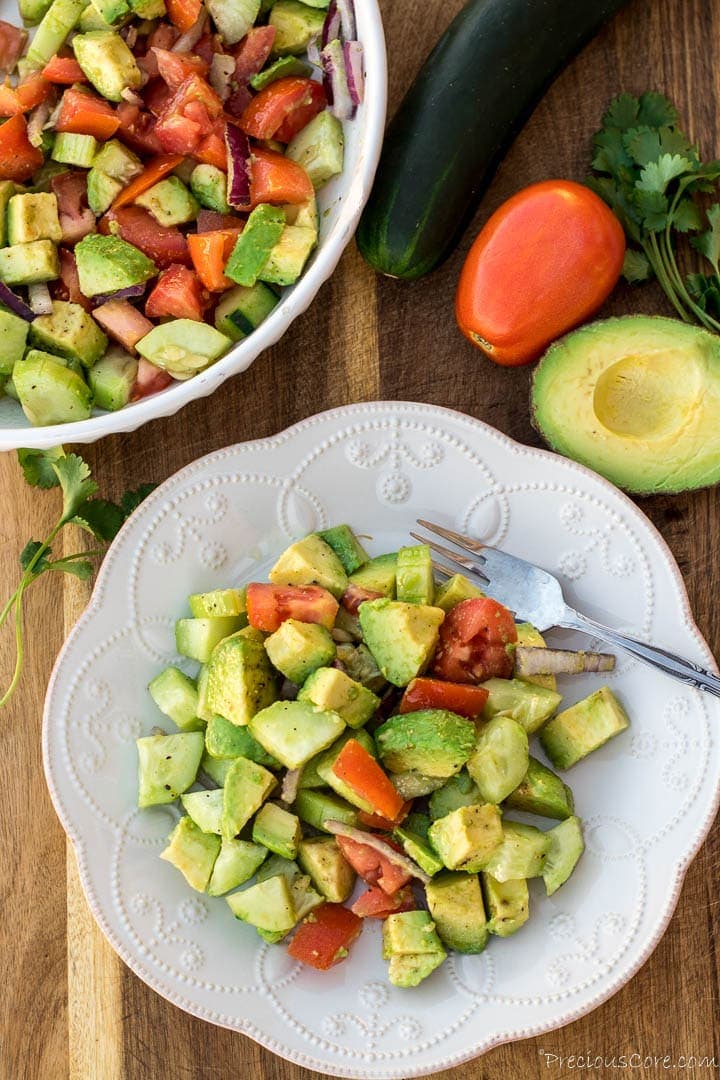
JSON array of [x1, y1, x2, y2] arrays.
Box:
[[0, 4, 388, 451]]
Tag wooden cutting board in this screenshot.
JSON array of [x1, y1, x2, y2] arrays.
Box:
[[1, 0, 718, 1076]]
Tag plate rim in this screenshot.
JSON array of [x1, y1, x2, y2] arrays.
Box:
[[42, 400, 720, 1078]]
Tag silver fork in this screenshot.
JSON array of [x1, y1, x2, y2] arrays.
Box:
[[412, 519, 720, 698]]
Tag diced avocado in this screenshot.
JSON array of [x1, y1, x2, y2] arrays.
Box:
[[264, 618, 336, 684], [3, 374, 18, 400], [214, 282, 279, 342], [19, 0, 53, 26], [87, 346, 137, 410], [428, 803, 503, 871], [205, 714, 280, 767], [375, 709, 475, 778], [483, 821, 551, 881], [203, 626, 278, 726], [317, 524, 368, 574], [159, 815, 220, 892], [269, 0, 325, 55], [136, 730, 204, 807], [540, 686, 630, 769], [395, 545, 434, 605], [207, 837, 267, 896], [221, 755, 276, 838], [404, 811, 431, 840], [225, 204, 286, 288], [52, 132, 98, 168], [250, 55, 311, 91], [75, 234, 157, 298], [72, 30, 143, 102], [249, 700, 345, 769], [391, 772, 445, 800], [505, 756, 574, 820], [190, 163, 230, 213], [286, 110, 344, 190], [199, 751, 233, 787], [425, 871, 489, 953], [428, 769, 481, 821], [30, 300, 107, 368], [0, 182, 17, 247], [298, 666, 379, 728], [78, 1, 117, 30], [206, 0, 260, 45], [294, 788, 359, 832], [252, 801, 301, 859], [26, 0, 87, 69], [348, 552, 397, 597], [148, 665, 202, 732], [393, 825, 444, 877], [180, 788, 223, 834], [433, 573, 484, 612], [135, 176, 199, 227], [7, 193, 62, 245], [251, 856, 323, 922], [482, 873, 529, 937], [0, 309, 29, 375], [269, 533, 348, 598], [136, 319, 231, 380], [543, 815, 584, 895], [259, 224, 316, 286], [335, 642, 387, 693], [387, 951, 446, 988], [189, 588, 246, 618], [128, 0, 165, 17], [91, 0, 129, 25], [298, 726, 362, 788], [255, 853, 301, 884], [86, 169, 122, 215], [174, 615, 245, 663], [514, 622, 557, 691], [314, 729, 377, 812], [297, 836, 355, 902], [0, 240, 59, 285], [483, 677, 562, 735], [360, 599, 444, 687], [284, 196, 318, 232], [467, 714, 529, 804], [226, 874, 296, 932], [13, 352, 93, 425], [382, 911, 446, 988], [91, 138, 143, 182]]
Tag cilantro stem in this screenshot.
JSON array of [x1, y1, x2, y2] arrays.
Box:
[[646, 234, 692, 322], [47, 549, 104, 569], [0, 581, 29, 708]]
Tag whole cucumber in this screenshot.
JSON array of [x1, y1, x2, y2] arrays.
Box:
[[357, 0, 630, 280]]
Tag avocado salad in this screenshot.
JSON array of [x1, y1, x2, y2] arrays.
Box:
[[137, 524, 632, 987], [0, 0, 362, 425]]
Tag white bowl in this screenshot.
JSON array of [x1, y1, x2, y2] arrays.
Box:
[[44, 402, 720, 1078], [0, 4, 387, 450]]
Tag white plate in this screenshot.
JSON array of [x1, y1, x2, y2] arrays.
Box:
[[0, 4, 387, 450], [43, 402, 720, 1078]]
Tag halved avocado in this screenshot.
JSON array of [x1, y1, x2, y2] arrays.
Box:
[[531, 315, 720, 494]]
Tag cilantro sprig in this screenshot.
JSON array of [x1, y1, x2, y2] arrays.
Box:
[[588, 91, 720, 330], [1, 448, 153, 707]]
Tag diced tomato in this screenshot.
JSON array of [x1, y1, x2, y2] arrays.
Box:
[[432, 597, 517, 684], [193, 32, 221, 66], [187, 228, 241, 292], [145, 264, 207, 321], [333, 740, 406, 823], [101, 206, 191, 267], [341, 584, 383, 615], [275, 81, 326, 143], [249, 147, 314, 207], [287, 903, 362, 971], [196, 208, 242, 232], [42, 54, 86, 84], [147, 21, 180, 52], [335, 835, 411, 896], [93, 298, 154, 353], [143, 77, 173, 117], [194, 123, 227, 169], [351, 885, 415, 919], [154, 111, 203, 154], [358, 804, 412, 831], [52, 248, 91, 311], [51, 170, 95, 246], [245, 582, 339, 632], [400, 677, 490, 718], [0, 74, 52, 117], [111, 154, 183, 209], [152, 46, 208, 90], [166, 0, 202, 33], [0, 20, 26, 72], [56, 87, 120, 140], [232, 25, 276, 82], [163, 72, 223, 122], [155, 74, 223, 155], [0, 115, 44, 182], [116, 102, 163, 155], [239, 77, 319, 140], [132, 356, 173, 399]]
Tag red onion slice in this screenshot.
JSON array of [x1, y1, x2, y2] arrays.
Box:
[[281, 768, 301, 804], [225, 123, 252, 209], [172, 11, 207, 52], [336, 0, 356, 41], [306, 32, 322, 66], [28, 282, 53, 315], [343, 40, 364, 107], [321, 38, 353, 120], [210, 53, 236, 101], [323, 820, 432, 884], [514, 646, 616, 676], [0, 282, 34, 321], [92, 282, 147, 306], [322, 0, 341, 47]]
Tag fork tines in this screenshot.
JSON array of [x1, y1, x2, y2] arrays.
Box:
[[410, 523, 490, 585]]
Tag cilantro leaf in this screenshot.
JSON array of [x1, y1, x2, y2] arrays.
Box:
[[636, 91, 678, 129], [19, 540, 52, 576], [636, 154, 693, 195], [602, 92, 639, 131], [690, 203, 720, 273], [592, 129, 633, 176], [633, 188, 669, 232], [622, 249, 651, 282], [687, 272, 720, 316], [52, 454, 99, 524], [52, 559, 94, 581], [119, 483, 156, 519], [672, 198, 703, 232], [71, 498, 126, 542], [17, 447, 65, 490], [623, 126, 696, 169]]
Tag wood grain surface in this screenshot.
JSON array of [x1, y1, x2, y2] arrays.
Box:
[[2, 0, 719, 1077]]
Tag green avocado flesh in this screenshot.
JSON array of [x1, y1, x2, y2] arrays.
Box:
[[531, 315, 720, 494]]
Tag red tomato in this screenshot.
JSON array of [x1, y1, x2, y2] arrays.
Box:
[[357, 804, 411, 831], [239, 77, 318, 140], [224, 85, 253, 118], [249, 146, 314, 207], [0, 20, 27, 72], [166, 0, 201, 33], [245, 582, 338, 632], [274, 81, 326, 143], [194, 123, 228, 170], [341, 584, 383, 615], [335, 835, 411, 896], [400, 677, 489, 718], [0, 74, 52, 117], [55, 87, 119, 139], [196, 209, 242, 232], [51, 170, 94, 246], [155, 75, 222, 155], [0, 115, 43, 181], [143, 77, 173, 118], [287, 903, 362, 971], [152, 46, 208, 90], [52, 248, 91, 310], [116, 103, 163, 155], [145, 264, 207, 321], [233, 25, 276, 82], [132, 357, 174, 399], [101, 207, 191, 268], [432, 597, 517, 684], [351, 885, 415, 919], [456, 179, 626, 366], [93, 299, 154, 353], [42, 54, 86, 84], [332, 740, 405, 822]]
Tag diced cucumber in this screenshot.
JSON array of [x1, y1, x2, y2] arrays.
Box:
[[214, 282, 279, 342], [294, 788, 359, 832], [482, 821, 551, 882], [26, 0, 88, 69], [189, 587, 246, 618], [221, 756, 276, 838], [14, 352, 93, 425], [252, 801, 301, 860], [482, 677, 562, 734], [482, 873, 529, 937], [0, 309, 30, 376], [148, 666, 202, 732], [206, 0, 260, 44], [249, 700, 345, 769], [466, 714, 529, 804], [199, 752, 233, 787], [160, 815, 220, 892], [136, 319, 231, 380], [428, 769, 481, 821], [136, 731, 204, 807], [205, 714, 280, 767], [181, 788, 224, 834], [87, 346, 137, 410], [174, 615, 244, 663], [504, 756, 574, 820], [347, 552, 397, 596], [395, 544, 434, 605], [286, 110, 344, 189], [542, 816, 584, 895], [207, 838, 267, 896], [540, 686, 630, 769], [19, 0, 53, 26], [52, 132, 98, 168]]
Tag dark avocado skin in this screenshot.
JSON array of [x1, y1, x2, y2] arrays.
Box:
[[356, 0, 630, 279]]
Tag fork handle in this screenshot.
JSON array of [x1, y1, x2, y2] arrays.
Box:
[[560, 608, 720, 697]]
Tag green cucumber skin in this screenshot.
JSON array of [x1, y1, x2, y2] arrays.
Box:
[[356, 0, 630, 280]]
